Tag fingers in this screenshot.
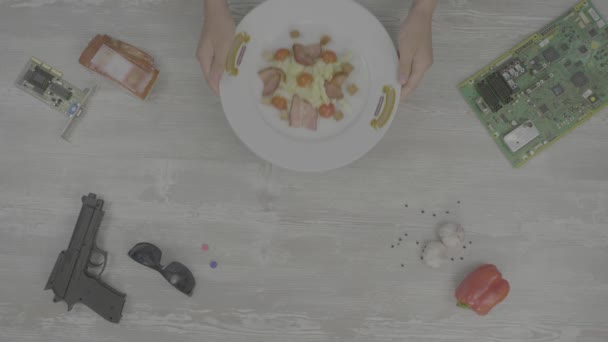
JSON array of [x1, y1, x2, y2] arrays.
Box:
[[209, 58, 224, 96], [400, 61, 427, 100], [397, 48, 414, 86], [209, 41, 233, 96], [197, 37, 214, 85]]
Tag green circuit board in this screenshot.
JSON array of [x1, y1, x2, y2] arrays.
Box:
[[459, 0, 608, 167]]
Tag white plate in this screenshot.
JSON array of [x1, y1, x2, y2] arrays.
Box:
[[220, 0, 400, 172]]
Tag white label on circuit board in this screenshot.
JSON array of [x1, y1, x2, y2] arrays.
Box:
[[582, 89, 593, 99], [588, 8, 600, 22], [90, 45, 133, 83], [540, 38, 550, 48], [597, 20, 606, 28], [579, 12, 590, 24]]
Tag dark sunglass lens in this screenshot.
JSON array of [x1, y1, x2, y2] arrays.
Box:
[[161, 262, 195, 296], [128, 243, 162, 268]]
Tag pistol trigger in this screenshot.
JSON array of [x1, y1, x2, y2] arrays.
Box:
[[87, 247, 108, 276]]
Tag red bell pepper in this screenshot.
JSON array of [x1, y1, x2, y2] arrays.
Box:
[[455, 264, 510, 316]]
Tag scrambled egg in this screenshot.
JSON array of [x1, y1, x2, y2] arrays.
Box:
[[269, 52, 352, 110]]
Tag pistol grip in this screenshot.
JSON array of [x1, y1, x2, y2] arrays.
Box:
[[77, 273, 126, 323]]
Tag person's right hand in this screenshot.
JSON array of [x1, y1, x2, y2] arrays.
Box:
[[197, 0, 235, 95]]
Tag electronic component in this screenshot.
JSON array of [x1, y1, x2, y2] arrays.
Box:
[[476, 98, 490, 114], [589, 8, 600, 21], [529, 56, 545, 72], [589, 94, 599, 105], [486, 71, 514, 104], [15, 57, 96, 140], [582, 89, 600, 105], [49, 83, 73, 100], [475, 80, 502, 112], [459, 0, 608, 167], [542, 46, 560, 62], [570, 71, 589, 87], [24, 66, 53, 94], [552, 84, 565, 96], [503, 121, 541, 153], [580, 11, 591, 25], [499, 58, 526, 80]]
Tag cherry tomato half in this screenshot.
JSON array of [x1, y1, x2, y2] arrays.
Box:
[[319, 103, 335, 118]]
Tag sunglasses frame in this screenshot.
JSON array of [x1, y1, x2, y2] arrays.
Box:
[[128, 242, 196, 296]]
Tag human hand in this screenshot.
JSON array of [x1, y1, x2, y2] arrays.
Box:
[[397, 1, 436, 100], [197, 0, 235, 95]]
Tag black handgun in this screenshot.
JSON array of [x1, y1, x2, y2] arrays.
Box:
[[45, 193, 126, 323]]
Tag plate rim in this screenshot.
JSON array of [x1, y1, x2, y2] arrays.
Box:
[[220, 0, 400, 172]]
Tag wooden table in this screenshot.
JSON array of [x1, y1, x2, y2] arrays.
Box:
[[1, 1, 607, 341]]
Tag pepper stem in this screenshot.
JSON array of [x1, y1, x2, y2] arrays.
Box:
[[457, 302, 469, 309]]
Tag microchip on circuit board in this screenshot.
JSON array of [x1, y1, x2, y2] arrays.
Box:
[[542, 46, 560, 62], [571, 71, 589, 87], [552, 84, 565, 96]]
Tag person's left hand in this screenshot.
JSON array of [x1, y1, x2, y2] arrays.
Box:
[[397, 6, 434, 100]]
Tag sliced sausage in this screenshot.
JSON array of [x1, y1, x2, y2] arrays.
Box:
[[293, 43, 322, 66], [293, 44, 314, 66], [258, 67, 285, 96], [289, 95, 318, 131], [330, 72, 349, 87], [324, 80, 344, 100]]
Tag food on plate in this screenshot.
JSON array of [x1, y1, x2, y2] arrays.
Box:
[[455, 264, 510, 316], [289, 95, 318, 130], [347, 83, 359, 96], [271, 96, 288, 111], [274, 48, 291, 61], [258, 67, 285, 96], [258, 33, 357, 131], [319, 103, 335, 118], [333, 111, 344, 121], [342, 62, 354, 75], [320, 35, 331, 46], [293, 43, 322, 66], [297, 73, 314, 87]]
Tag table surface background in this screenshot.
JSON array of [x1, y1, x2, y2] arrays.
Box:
[[1, 0, 607, 341]]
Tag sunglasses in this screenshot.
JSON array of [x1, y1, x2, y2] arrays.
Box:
[[128, 242, 196, 296]]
